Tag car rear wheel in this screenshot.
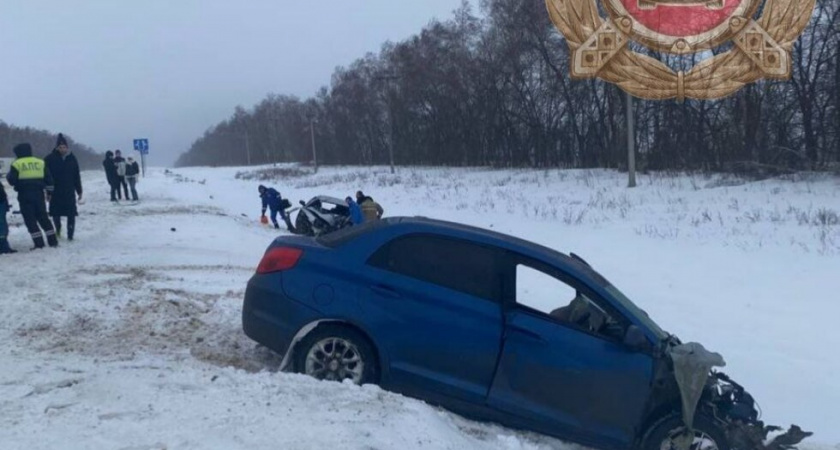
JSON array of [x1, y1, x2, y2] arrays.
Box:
[[642, 415, 729, 450], [294, 326, 377, 385]]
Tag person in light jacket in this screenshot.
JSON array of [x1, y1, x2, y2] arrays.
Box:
[[125, 156, 140, 201], [356, 190, 384, 221], [113, 149, 129, 200]]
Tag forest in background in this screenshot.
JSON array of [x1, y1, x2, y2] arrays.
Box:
[[183, 0, 838, 172], [1, 121, 102, 170]]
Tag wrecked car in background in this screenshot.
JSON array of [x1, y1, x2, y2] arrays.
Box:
[[289, 195, 352, 237], [243, 217, 811, 450]]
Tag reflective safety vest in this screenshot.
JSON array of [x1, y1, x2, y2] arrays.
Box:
[[12, 157, 45, 180]]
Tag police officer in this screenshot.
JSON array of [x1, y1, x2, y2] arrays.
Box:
[[6, 143, 58, 249]]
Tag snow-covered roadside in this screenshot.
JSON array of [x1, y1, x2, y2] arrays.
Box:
[[1, 165, 837, 449], [0, 170, 567, 450]]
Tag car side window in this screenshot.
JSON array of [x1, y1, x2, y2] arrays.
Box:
[[368, 234, 502, 302], [515, 262, 624, 340]]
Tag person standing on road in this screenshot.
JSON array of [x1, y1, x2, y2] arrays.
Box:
[[103, 151, 119, 202], [0, 181, 17, 254], [113, 150, 129, 200], [44, 133, 83, 240], [356, 190, 384, 222], [258, 185, 293, 231], [125, 156, 140, 202], [6, 143, 58, 249]]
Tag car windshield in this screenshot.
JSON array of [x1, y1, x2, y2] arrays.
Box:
[[604, 284, 668, 340]]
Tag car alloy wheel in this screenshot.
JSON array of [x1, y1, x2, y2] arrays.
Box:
[[643, 415, 728, 450], [304, 337, 365, 383], [659, 428, 720, 450]]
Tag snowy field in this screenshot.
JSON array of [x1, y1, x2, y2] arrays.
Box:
[[1, 165, 838, 450]]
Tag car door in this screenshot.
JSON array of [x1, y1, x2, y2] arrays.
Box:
[[487, 258, 655, 449], [363, 233, 505, 405]]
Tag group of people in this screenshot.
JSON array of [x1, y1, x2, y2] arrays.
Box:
[[102, 149, 140, 202], [1, 134, 83, 253], [257, 186, 384, 233], [346, 191, 384, 225]]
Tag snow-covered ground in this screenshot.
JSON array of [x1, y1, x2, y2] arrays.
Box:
[[1, 165, 838, 450]]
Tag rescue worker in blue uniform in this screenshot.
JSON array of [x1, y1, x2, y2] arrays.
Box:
[[258, 185, 294, 232], [6, 143, 58, 249]]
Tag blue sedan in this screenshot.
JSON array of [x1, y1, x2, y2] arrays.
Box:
[[243, 217, 795, 450]]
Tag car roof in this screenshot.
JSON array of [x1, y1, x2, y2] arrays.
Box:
[[319, 216, 606, 284], [311, 195, 346, 204]]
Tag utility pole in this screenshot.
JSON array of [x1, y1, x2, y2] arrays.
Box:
[[626, 91, 637, 188], [387, 95, 395, 175], [308, 115, 318, 173], [374, 73, 399, 174], [245, 129, 251, 166]]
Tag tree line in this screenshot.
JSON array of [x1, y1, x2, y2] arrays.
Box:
[[0, 121, 101, 170], [176, 0, 840, 173]]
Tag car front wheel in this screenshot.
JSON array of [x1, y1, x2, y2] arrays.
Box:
[[295, 212, 314, 236], [294, 326, 377, 385], [642, 415, 729, 450]]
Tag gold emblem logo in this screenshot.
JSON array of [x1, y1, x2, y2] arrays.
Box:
[[546, 0, 815, 100]]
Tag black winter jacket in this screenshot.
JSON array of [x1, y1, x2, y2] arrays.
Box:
[[103, 156, 118, 183], [45, 150, 83, 216], [126, 162, 140, 177], [0, 182, 8, 207]]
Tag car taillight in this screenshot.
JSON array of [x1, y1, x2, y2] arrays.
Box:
[[256, 247, 303, 274]]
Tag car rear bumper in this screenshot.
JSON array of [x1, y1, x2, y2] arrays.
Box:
[[242, 273, 321, 357]]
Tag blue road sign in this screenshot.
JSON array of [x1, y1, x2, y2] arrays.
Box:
[[133, 139, 149, 154]]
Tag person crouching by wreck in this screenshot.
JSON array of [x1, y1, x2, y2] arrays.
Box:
[[356, 190, 384, 221], [6, 143, 58, 249], [346, 196, 364, 225]]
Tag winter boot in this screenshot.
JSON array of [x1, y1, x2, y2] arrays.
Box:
[[31, 234, 45, 250], [46, 231, 59, 248]]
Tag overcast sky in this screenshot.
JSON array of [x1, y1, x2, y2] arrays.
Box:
[[0, 0, 467, 165]]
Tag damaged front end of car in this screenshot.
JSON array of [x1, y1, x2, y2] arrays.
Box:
[[705, 371, 812, 450], [661, 342, 812, 450]]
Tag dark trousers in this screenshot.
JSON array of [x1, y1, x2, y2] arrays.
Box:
[[52, 215, 76, 240], [127, 177, 139, 201], [109, 180, 119, 201], [269, 206, 293, 230], [0, 205, 8, 239], [19, 194, 56, 247], [0, 205, 10, 251], [117, 176, 129, 199]]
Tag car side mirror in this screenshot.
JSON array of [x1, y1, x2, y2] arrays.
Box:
[[299, 200, 306, 206], [623, 325, 648, 351]]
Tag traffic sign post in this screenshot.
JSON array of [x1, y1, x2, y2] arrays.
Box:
[[133, 139, 149, 177]]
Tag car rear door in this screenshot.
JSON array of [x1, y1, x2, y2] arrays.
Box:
[[487, 257, 655, 448], [363, 234, 505, 404]]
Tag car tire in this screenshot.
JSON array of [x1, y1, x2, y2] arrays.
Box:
[[294, 325, 378, 385], [295, 212, 314, 236], [641, 414, 729, 450]]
